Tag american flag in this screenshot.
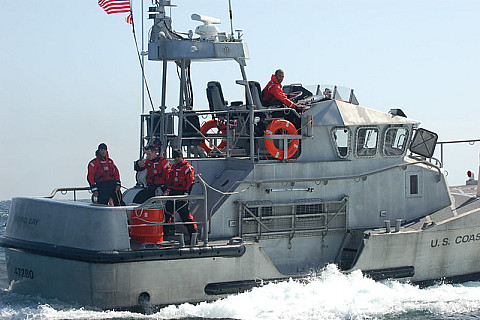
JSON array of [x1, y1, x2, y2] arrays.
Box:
[[98, 0, 131, 15], [125, 13, 133, 24]]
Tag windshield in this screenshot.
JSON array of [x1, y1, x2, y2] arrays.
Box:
[[300, 84, 359, 105]]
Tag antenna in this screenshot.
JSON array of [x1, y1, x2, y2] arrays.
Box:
[[228, 0, 234, 39]]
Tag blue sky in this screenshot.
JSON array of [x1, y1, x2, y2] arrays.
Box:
[[0, 0, 479, 200]]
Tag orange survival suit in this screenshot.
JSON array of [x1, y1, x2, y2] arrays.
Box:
[[263, 74, 297, 108]]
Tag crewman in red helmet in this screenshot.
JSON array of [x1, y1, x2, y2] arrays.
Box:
[[87, 143, 123, 205], [164, 149, 197, 238]]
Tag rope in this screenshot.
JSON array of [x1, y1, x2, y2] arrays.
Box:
[[196, 174, 249, 195], [130, 4, 155, 111], [297, 116, 313, 133], [130, 217, 157, 224]]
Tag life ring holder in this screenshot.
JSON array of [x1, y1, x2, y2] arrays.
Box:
[[199, 119, 227, 153], [264, 119, 299, 160]]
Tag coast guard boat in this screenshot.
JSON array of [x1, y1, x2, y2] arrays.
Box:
[[1, 0, 480, 311]]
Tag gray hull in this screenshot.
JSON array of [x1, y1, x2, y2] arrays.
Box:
[[1, 197, 283, 309], [2, 185, 480, 309], [352, 185, 480, 283], [4, 242, 282, 309]]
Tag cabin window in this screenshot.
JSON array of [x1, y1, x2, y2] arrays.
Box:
[[355, 127, 378, 157], [331, 127, 351, 158], [410, 175, 418, 194], [383, 126, 409, 157], [405, 171, 423, 198]]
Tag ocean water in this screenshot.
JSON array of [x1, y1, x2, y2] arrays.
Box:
[[1, 200, 480, 320]]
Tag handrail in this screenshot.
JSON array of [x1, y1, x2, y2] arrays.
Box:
[[132, 175, 209, 245], [437, 138, 480, 145], [146, 106, 302, 161], [183, 115, 225, 155], [409, 154, 442, 168], [437, 138, 480, 167], [239, 160, 443, 185], [44, 187, 91, 200], [134, 194, 206, 209], [209, 160, 443, 222], [43, 175, 210, 245]]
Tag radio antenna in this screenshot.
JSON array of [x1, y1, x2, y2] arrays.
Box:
[[228, 0, 234, 39]]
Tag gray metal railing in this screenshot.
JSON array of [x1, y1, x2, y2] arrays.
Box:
[[129, 193, 207, 245], [125, 174, 210, 245], [143, 106, 303, 160], [437, 138, 480, 166], [238, 197, 348, 239], [44, 187, 91, 201], [239, 160, 443, 187], [44, 175, 210, 245]]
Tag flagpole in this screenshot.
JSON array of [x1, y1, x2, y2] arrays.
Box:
[[140, 0, 145, 159], [141, 0, 145, 116]]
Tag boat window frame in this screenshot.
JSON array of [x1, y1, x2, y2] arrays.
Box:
[[381, 125, 410, 158], [354, 126, 379, 158], [405, 170, 423, 198], [330, 127, 352, 159]]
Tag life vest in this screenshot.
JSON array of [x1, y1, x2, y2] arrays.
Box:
[[144, 156, 171, 185], [87, 152, 121, 191], [168, 160, 195, 191]]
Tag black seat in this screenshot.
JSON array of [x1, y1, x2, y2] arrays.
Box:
[[246, 81, 265, 108], [206, 81, 228, 114], [183, 111, 201, 137], [182, 110, 203, 151]]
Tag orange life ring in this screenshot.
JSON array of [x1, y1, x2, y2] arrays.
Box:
[[199, 119, 227, 153], [264, 119, 299, 159]]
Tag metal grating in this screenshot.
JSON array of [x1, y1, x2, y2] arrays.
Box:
[[239, 197, 347, 238]]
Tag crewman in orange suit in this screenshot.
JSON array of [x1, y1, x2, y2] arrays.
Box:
[[133, 145, 172, 204], [164, 149, 197, 238], [87, 143, 123, 205], [263, 69, 297, 108]]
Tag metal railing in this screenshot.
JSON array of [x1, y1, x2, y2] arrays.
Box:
[[43, 175, 210, 245], [128, 174, 209, 245], [209, 159, 444, 228], [143, 106, 303, 160], [129, 193, 208, 245], [238, 159, 443, 187], [437, 138, 480, 166], [238, 197, 348, 239], [44, 187, 91, 201]]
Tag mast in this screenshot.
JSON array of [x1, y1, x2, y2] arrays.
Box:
[[228, 0, 234, 39], [147, 0, 250, 156], [160, 60, 167, 156], [176, 58, 187, 149]]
